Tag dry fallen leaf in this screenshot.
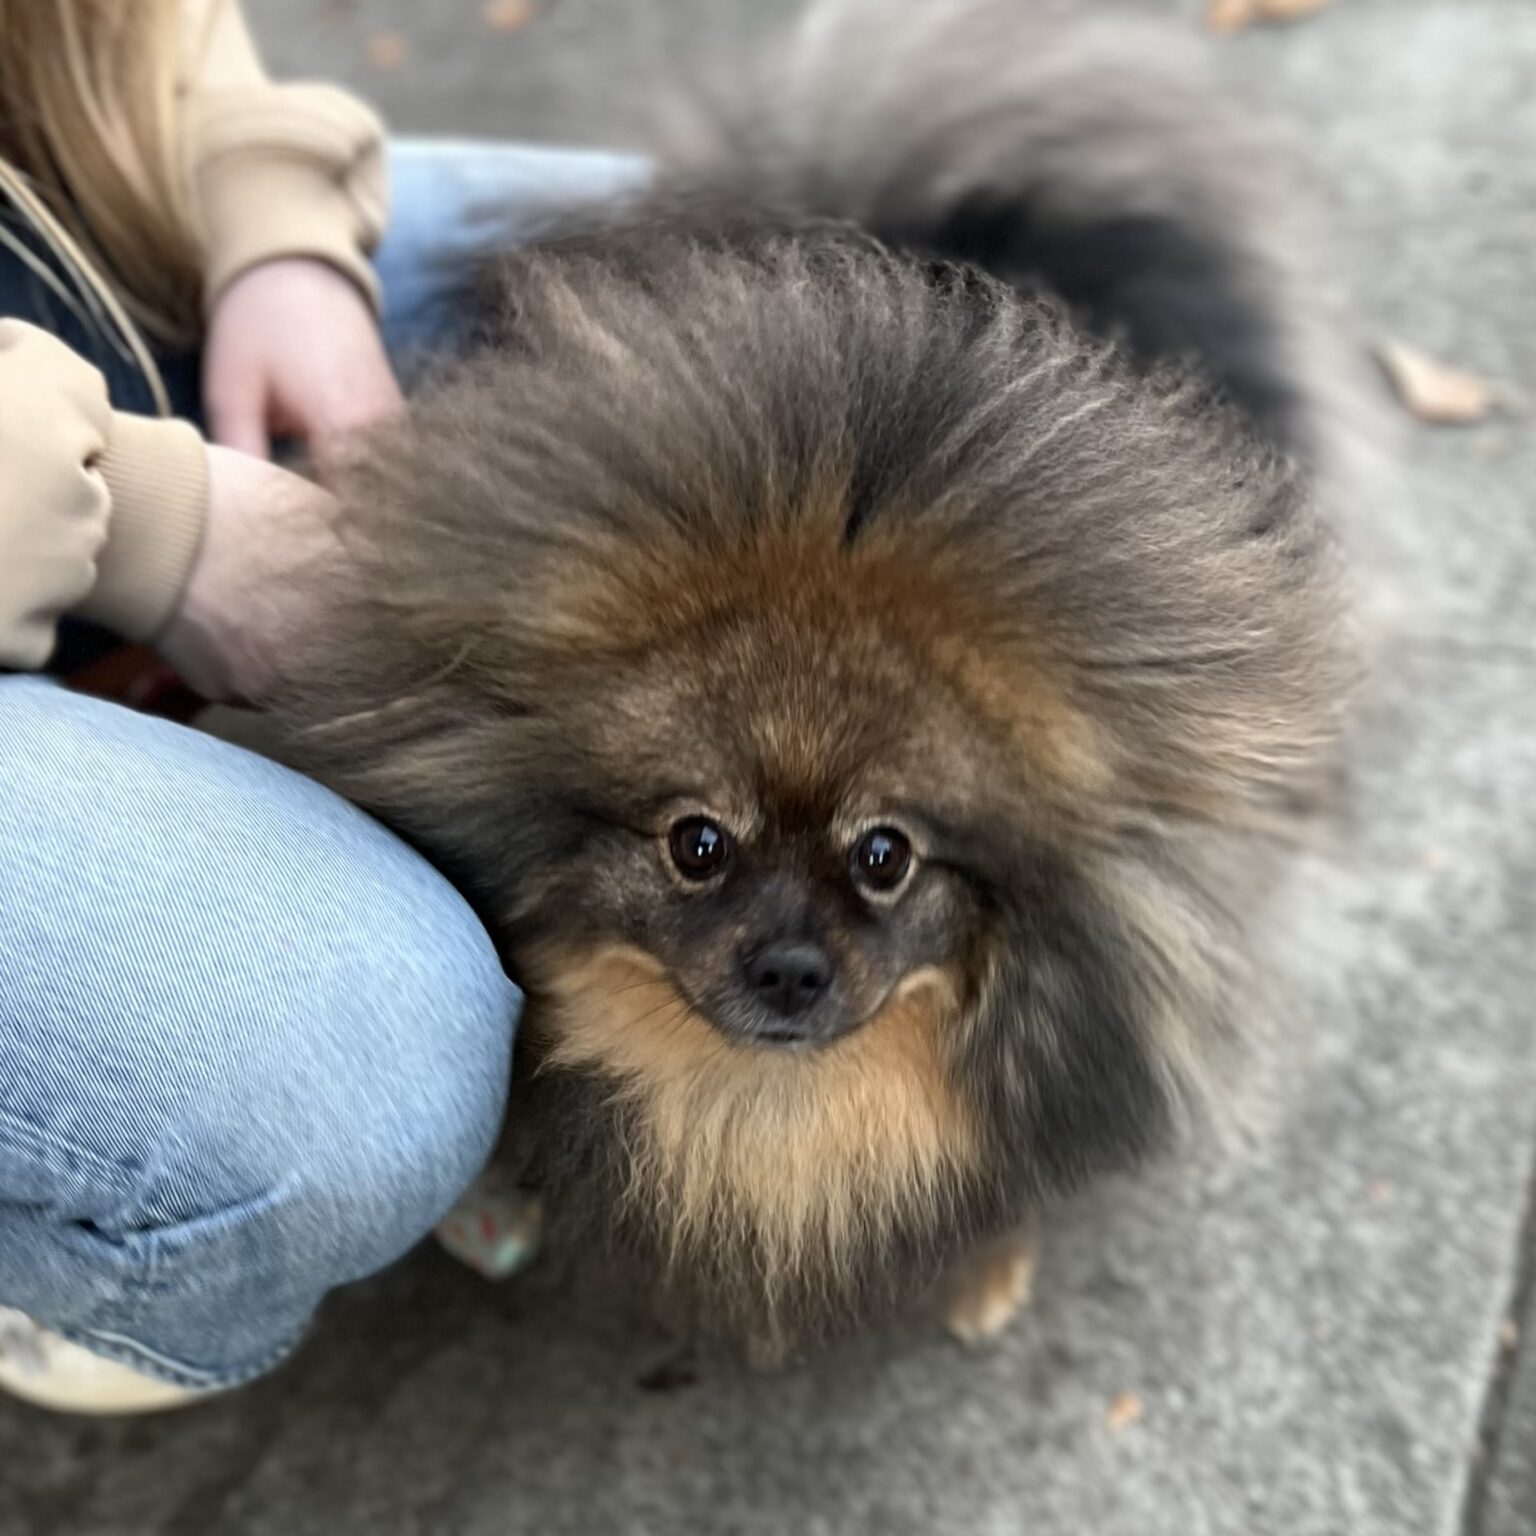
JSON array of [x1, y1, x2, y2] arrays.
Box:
[[1376, 340, 1496, 425], [1206, 0, 1253, 28], [365, 31, 408, 71], [1500, 1318, 1521, 1352], [483, 0, 538, 30], [1207, 0, 1333, 33], [1107, 1392, 1145, 1432]]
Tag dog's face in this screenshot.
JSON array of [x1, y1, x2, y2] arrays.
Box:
[[290, 220, 1349, 1336], [510, 521, 1081, 1056], [501, 533, 1126, 1332], [538, 681, 973, 1059]]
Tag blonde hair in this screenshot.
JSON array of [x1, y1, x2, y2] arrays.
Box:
[[0, 0, 203, 340]]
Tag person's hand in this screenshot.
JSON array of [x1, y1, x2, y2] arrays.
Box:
[[156, 445, 344, 703], [203, 257, 403, 480]]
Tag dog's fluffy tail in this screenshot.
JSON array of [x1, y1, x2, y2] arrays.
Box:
[[641, 0, 1379, 487]]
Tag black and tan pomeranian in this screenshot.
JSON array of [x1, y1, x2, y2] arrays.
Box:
[[280, 1, 1366, 1353]]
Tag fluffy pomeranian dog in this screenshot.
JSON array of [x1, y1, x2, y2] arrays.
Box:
[[279, 1, 1363, 1351]]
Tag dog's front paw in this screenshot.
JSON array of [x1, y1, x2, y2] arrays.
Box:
[[744, 1328, 793, 1372], [941, 1226, 1037, 1347]]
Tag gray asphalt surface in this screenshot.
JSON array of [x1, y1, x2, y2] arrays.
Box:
[[4, 2, 1534, 1532]]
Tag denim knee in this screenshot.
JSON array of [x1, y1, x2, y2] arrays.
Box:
[[50, 934, 512, 1387], [0, 678, 518, 1386]]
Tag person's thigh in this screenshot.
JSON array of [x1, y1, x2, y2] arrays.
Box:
[[0, 678, 517, 1387], [374, 137, 653, 370]]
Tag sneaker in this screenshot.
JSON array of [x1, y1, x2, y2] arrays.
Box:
[[0, 1306, 211, 1415], [434, 1173, 543, 1281]]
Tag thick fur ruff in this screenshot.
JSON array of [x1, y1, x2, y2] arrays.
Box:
[[521, 945, 979, 1339], [275, 1, 1362, 1343]]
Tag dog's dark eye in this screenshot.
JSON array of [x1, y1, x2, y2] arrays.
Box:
[[851, 827, 912, 892], [669, 817, 732, 880]]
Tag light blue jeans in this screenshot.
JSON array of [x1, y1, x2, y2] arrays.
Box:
[[0, 141, 649, 1391]]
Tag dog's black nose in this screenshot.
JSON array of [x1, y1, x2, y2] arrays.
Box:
[[741, 940, 832, 1018]]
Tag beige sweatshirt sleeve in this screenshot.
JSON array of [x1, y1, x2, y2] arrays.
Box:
[[0, 322, 208, 670], [185, 0, 390, 313]]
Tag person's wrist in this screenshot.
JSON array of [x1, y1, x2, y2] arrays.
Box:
[[216, 253, 372, 312], [76, 414, 209, 643], [157, 446, 343, 704]]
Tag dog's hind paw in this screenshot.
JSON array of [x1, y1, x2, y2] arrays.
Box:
[[941, 1226, 1038, 1347]]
